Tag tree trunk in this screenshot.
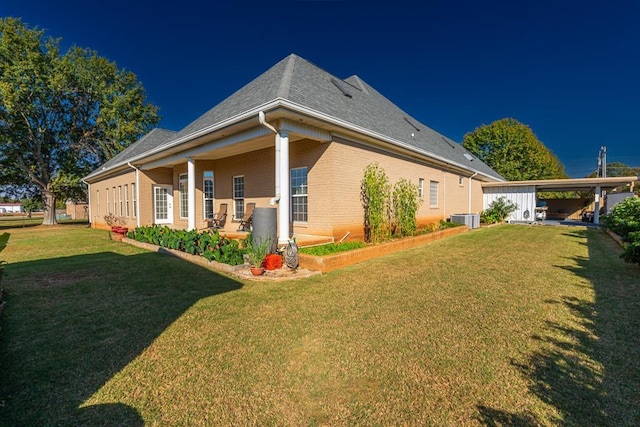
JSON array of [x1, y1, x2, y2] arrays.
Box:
[[42, 191, 58, 225]]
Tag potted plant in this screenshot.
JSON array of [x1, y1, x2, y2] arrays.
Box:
[[247, 238, 270, 276]]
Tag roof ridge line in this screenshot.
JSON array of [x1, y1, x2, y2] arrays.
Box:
[[277, 54, 296, 99]]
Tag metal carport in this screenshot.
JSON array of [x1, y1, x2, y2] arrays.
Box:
[[482, 176, 638, 225]]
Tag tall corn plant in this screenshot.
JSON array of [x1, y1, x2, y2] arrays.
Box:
[[392, 178, 421, 237], [361, 163, 391, 243]]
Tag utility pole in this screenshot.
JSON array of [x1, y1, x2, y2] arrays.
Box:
[[597, 146, 607, 177]]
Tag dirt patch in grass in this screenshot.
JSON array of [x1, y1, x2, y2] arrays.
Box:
[[28, 270, 115, 287]]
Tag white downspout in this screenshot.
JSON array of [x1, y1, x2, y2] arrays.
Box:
[[187, 157, 196, 230], [259, 111, 281, 205], [259, 111, 290, 246], [128, 162, 141, 228], [468, 172, 478, 213]]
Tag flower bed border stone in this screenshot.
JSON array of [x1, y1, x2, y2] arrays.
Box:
[[298, 226, 467, 273]]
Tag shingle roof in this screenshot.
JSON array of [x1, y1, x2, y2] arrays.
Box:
[[89, 54, 502, 181]]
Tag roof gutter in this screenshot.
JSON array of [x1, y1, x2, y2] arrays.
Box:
[[89, 98, 503, 183]]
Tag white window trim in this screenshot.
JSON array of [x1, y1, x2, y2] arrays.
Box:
[[118, 186, 123, 216], [96, 190, 100, 215], [418, 178, 424, 199], [179, 173, 188, 219], [429, 180, 439, 208], [124, 184, 129, 217], [203, 171, 215, 219], [131, 183, 137, 217], [291, 167, 308, 223], [233, 175, 244, 221]]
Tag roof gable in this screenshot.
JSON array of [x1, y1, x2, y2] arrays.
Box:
[[89, 54, 502, 181]]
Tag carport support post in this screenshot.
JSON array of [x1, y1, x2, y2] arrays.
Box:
[[594, 185, 601, 225], [187, 157, 196, 230], [277, 130, 290, 246]]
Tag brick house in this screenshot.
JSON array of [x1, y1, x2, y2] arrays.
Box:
[[83, 54, 503, 245]]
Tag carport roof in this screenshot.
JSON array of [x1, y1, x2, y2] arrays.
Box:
[[482, 176, 638, 192]]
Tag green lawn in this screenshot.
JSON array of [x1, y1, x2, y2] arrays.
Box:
[[0, 224, 639, 426]]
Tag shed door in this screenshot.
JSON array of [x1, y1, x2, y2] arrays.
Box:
[[154, 185, 173, 224]]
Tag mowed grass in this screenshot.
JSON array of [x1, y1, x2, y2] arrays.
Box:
[[0, 224, 639, 426]]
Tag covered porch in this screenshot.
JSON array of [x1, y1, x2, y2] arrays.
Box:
[[133, 111, 333, 247]]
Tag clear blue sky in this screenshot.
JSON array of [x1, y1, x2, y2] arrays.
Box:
[[3, 0, 639, 177]]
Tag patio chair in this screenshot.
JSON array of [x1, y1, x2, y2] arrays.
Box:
[[238, 202, 255, 231], [207, 203, 227, 229]]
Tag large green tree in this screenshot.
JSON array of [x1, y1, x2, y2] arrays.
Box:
[[462, 118, 567, 181], [0, 18, 159, 225], [587, 161, 640, 179]]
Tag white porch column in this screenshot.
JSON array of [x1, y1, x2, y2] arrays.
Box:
[[594, 185, 601, 225], [275, 134, 281, 197], [277, 130, 290, 246], [188, 157, 196, 230], [135, 168, 141, 228]]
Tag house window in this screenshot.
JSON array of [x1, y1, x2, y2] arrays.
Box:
[[291, 167, 308, 222], [106, 188, 110, 214], [418, 178, 424, 198], [118, 186, 123, 216], [459, 176, 464, 187], [179, 173, 188, 219], [429, 181, 439, 208], [203, 171, 214, 219], [96, 190, 100, 215], [113, 187, 117, 215], [233, 176, 244, 220], [131, 183, 137, 217], [124, 184, 129, 217]]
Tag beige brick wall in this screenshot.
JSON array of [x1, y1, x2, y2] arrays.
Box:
[[89, 170, 137, 229], [89, 137, 486, 240], [313, 139, 486, 240]]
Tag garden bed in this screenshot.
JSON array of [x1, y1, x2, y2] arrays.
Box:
[[122, 226, 467, 275], [122, 237, 245, 273], [298, 226, 467, 273]]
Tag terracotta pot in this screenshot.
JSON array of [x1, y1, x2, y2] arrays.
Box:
[[250, 266, 265, 276], [111, 232, 123, 242]]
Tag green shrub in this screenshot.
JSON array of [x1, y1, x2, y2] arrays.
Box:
[[603, 197, 640, 267], [603, 197, 640, 239], [361, 164, 423, 242], [439, 220, 463, 229], [361, 163, 391, 243], [621, 231, 640, 266], [299, 241, 365, 256], [481, 197, 518, 224], [128, 226, 246, 266], [392, 178, 421, 237]]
